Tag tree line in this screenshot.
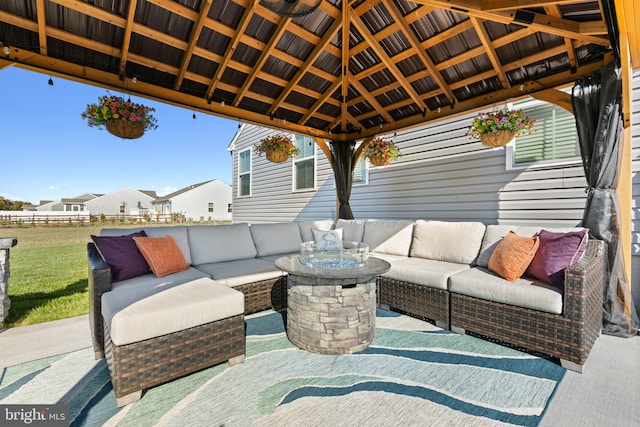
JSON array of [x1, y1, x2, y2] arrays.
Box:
[[0, 197, 29, 211]]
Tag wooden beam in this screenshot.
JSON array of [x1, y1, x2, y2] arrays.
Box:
[[215, 1, 266, 103], [412, 0, 610, 46], [350, 13, 428, 111], [35, 0, 47, 56], [313, 137, 333, 166], [341, 1, 350, 132], [481, 0, 582, 11], [118, 0, 137, 78], [174, 0, 213, 90], [530, 88, 573, 114], [383, 0, 456, 102], [616, 26, 633, 303], [469, 16, 509, 88]]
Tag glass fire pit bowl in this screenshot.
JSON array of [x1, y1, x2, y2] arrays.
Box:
[[299, 241, 369, 268]]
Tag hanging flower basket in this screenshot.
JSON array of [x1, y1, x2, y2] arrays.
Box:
[[254, 134, 300, 163], [362, 137, 400, 166], [480, 130, 515, 147], [468, 108, 536, 147], [266, 148, 291, 163], [369, 154, 393, 166], [81, 93, 158, 139], [105, 120, 145, 139]]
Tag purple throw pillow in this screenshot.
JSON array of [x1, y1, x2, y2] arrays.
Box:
[[91, 231, 150, 282], [525, 229, 589, 287]]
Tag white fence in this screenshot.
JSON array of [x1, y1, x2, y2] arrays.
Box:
[[0, 211, 178, 226]]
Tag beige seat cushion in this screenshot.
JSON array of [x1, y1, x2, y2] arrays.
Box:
[[449, 267, 562, 314], [195, 258, 284, 287], [381, 257, 470, 290], [111, 267, 210, 291], [102, 277, 244, 346]]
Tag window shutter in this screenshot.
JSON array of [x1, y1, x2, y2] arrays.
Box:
[[352, 158, 366, 183], [295, 159, 314, 190], [515, 104, 578, 164]]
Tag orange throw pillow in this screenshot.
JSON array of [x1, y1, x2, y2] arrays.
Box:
[[488, 231, 539, 282], [133, 236, 189, 277]]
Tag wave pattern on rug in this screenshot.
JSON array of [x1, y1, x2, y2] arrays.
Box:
[[0, 309, 565, 427]]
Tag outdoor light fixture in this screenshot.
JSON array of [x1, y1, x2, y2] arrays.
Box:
[[2, 45, 9, 57], [48, 76, 54, 86], [260, 0, 321, 18]]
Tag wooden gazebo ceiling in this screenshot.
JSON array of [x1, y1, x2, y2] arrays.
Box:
[[0, 0, 634, 142]]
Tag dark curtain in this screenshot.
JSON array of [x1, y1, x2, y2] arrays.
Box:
[[328, 140, 355, 219], [572, 62, 639, 337]]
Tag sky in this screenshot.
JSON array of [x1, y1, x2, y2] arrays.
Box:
[[1, 67, 241, 205]]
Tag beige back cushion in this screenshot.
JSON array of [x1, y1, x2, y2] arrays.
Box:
[[250, 222, 303, 256], [187, 224, 257, 265], [410, 220, 486, 264], [335, 219, 367, 242], [362, 220, 414, 256]]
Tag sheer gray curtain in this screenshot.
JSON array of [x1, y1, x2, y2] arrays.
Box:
[[572, 62, 639, 337], [329, 141, 355, 220]]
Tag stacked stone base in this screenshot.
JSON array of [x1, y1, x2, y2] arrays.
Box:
[[0, 237, 17, 324], [286, 274, 376, 354]]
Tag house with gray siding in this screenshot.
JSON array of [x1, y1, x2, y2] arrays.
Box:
[[228, 72, 640, 314], [35, 193, 98, 212]]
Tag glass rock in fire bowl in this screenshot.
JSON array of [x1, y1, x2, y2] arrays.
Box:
[[299, 241, 369, 269]]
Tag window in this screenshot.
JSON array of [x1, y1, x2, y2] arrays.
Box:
[[208, 202, 214, 213], [293, 135, 315, 190], [227, 203, 232, 213], [119, 204, 126, 214], [353, 147, 367, 185], [238, 149, 251, 197], [508, 100, 580, 169]]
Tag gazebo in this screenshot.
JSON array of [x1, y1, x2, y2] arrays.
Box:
[[0, 0, 637, 332]]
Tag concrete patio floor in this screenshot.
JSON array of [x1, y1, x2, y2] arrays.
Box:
[[1, 315, 638, 426]]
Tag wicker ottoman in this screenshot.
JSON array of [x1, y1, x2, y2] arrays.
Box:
[[101, 277, 245, 407]]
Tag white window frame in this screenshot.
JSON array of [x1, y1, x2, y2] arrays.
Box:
[[353, 143, 368, 186], [292, 135, 317, 192], [506, 97, 582, 170], [237, 148, 252, 197]]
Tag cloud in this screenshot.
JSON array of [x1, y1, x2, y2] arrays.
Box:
[[1, 192, 23, 201], [48, 185, 58, 191], [159, 186, 177, 196]]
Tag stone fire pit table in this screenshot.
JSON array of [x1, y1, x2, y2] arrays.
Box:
[[275, 255, 391, 355]]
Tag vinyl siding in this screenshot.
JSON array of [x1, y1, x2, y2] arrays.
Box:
[[230, 126, 336, 223], [230, 76, 639, 311], [631, 69, 640, 312]]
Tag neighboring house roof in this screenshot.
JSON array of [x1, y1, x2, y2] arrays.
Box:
[[61, 198, 91, 204], [153, 180, 216, 203], [139, 190, 158, 199]]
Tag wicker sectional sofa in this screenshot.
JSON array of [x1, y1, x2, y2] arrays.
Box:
[[88, 218, 605, 403]]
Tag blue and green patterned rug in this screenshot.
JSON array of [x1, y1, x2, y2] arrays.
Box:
[[0, 309, 565, 426]]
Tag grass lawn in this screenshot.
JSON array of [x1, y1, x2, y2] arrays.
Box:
[[0, 224, 151, 329]]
